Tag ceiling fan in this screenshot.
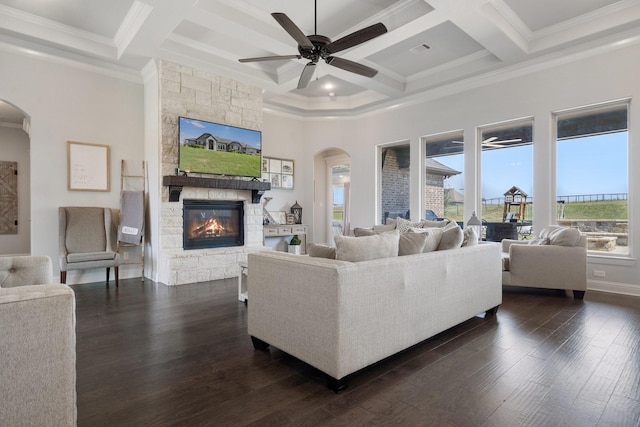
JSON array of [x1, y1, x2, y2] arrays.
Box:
[[239, 0, 387, 89]]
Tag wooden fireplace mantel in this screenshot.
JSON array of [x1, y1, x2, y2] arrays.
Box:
[[163, 175, 271, 203]]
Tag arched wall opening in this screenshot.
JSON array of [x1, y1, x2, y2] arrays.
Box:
[[0, 99, 30, 255]]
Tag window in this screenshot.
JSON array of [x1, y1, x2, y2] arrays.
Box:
[[554, 101, 629, 256], [480, 119, 534, 240], [423, 132, 464, 223], [380, 142, 411, 223]]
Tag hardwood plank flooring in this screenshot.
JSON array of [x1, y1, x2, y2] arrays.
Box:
[[72, 279, 640, 426]]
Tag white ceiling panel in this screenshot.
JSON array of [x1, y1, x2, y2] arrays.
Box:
[[0, 0, 638, 115]]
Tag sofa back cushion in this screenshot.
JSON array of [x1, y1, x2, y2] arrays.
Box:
[[307, 243, 337, 259], [335, 232, 400, 262], [398, 232, 428, 256], [437, 222, 464, 250]]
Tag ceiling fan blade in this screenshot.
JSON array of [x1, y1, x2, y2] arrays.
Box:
[[325, 22, 387, 54], [297, 62, 316, 89], [272, 13, 314, 49], [326, 56, 378, 78], [239, 55, 301, 63]]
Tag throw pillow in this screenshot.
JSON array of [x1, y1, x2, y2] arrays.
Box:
[[353, 227, 376, 237], [398, 232, 428, 256], [334, 231, 399, 262], [527, 236, 550, 245], [396, 217, 424, 234], [419, 219, 449, 228], [548, 227, 582, 246], [308, 243, 336, 259], [372, 223, 397, 232], [437, 223, 464, 250], [461, 227, 479, 247], [418, 228, 443, 253]]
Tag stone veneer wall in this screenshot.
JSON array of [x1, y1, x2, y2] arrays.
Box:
[[158, 60, 266, 286]]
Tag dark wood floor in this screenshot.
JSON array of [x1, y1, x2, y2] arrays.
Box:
[[72, 278, 640, 427]]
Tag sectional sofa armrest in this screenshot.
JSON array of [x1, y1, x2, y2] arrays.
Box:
[[0, 284, 77, 426], [508, 244, 586, 289], [501, 238, 526, 252]]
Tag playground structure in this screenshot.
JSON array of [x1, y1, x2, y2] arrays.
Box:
[[503, 186, 529, 223]]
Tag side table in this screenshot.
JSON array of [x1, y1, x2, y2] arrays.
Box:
[[238, 261, 248, 304]]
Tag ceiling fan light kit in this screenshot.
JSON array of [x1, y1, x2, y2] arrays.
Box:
[[239, 1, 387, 89]]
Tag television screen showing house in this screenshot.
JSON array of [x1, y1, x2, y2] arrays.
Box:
[[178, 117, 262, 177]]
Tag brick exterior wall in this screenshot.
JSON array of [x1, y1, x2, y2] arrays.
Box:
[[158, 61, 266, 285], [381, 148, 447, 222]]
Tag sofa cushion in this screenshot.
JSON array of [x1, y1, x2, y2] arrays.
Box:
[[372, 223, 396, 232], [461, 227, 479, 247], [418, 228, 444, 253], [419, 219, 449, 228], [353, 227, 376, 237], [437, 222, 464, 250], [334, 232, 399, 262], [307, 243, 336, 259], [549, 227, 582, 246], [395, 217, 425, 234], [527, 236, 550, 245], [398, 232, 428, 256]]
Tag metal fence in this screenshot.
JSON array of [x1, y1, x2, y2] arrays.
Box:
[[483, 193, 628, 205]]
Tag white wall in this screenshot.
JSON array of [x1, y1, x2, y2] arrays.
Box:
[[265, 42, 640, 296], [0, 50, 145, 284], [0, 125, 30, 255]]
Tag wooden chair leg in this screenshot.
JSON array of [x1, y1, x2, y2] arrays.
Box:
[[106, 267, 110, 287], [115, 266, 119, 288], [60, 271, 66, 284]]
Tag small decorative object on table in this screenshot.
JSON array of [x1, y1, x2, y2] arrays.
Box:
[[291, 201, 302, 224], [288, 234, 302, 255], [286, 213, 296, 225]]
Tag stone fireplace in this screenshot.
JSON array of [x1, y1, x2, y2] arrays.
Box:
[[157, 60, 267, 286]]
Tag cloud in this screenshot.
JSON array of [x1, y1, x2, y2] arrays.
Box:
[[189, 119, 205, 128]]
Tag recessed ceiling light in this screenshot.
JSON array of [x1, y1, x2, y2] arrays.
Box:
[[324, 83, 334, 90], [410, 44, 431, 54]]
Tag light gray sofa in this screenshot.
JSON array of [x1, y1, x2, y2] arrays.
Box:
[[501, 225, 587, 299], [0, 256, 77, 426], [247, 243, 502, 391]]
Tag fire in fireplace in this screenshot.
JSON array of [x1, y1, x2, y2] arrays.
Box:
[[183, 200, 244, 250]]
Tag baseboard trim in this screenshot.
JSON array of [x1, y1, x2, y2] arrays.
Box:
[[588, 280, 640, 297]]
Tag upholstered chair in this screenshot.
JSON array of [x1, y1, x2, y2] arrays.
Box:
[[501, 225, 587, 299], [59, 206, 119, 287], [0, 255, 77, 425]]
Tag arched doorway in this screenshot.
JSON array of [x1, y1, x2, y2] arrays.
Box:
[[0, 99, 31, 255]]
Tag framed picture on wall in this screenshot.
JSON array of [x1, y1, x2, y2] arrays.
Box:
[[67, 141, 110, 191], [263, 157, 294, 190]]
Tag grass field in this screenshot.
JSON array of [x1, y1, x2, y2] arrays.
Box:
[[179, 146, 260, 177], [445, 200, 628, 223]]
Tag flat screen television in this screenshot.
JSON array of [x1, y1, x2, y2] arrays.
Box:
[[178, 117, 262, 178]]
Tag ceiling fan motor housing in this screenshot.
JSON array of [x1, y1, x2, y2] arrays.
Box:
[[299, 34, 332, 63]]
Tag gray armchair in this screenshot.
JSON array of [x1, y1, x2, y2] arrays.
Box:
[[0, 255, 77, 425], [59, 206, 119, 287], [501, 225, 587, 299]]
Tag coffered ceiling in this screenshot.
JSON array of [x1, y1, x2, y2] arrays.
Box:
[[0, 0, 639, 117]]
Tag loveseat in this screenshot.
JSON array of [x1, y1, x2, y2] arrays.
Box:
[[0, 256, 77, 426], [247, 240, 502, 391], [501, 225, 587, 299]]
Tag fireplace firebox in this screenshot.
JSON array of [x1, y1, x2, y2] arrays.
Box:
[[183, 200, 244, 250]]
